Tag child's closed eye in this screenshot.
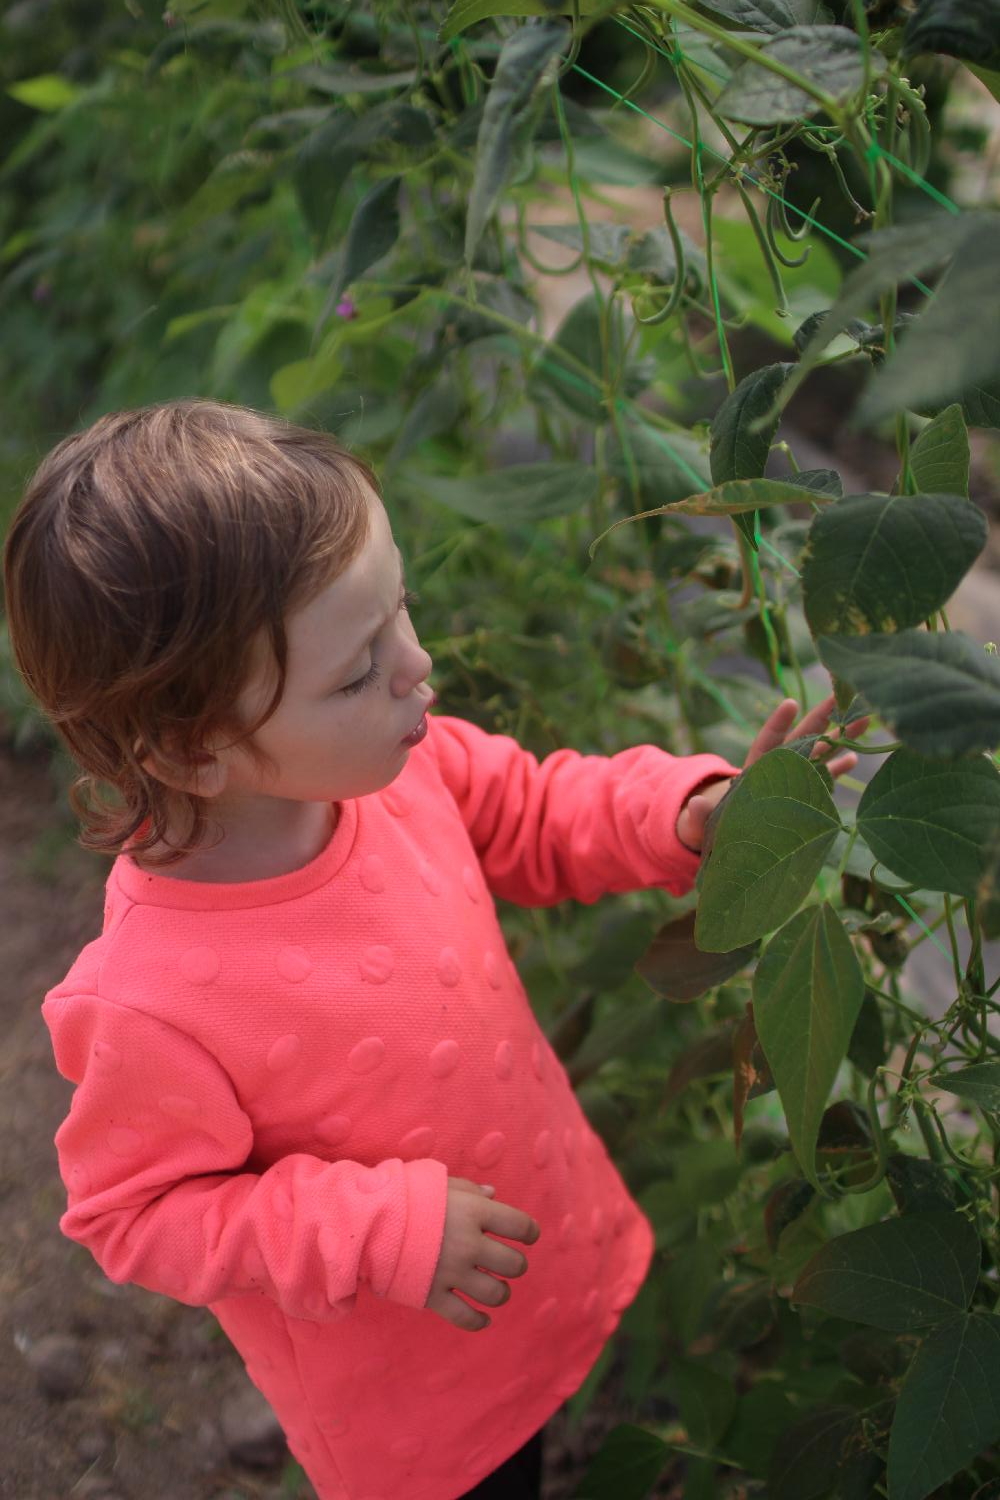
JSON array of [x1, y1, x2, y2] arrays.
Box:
[[341, 591, 420, 696]]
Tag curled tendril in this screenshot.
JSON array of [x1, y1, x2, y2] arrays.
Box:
[[557, 0, 583, 77], [630, 186, 688, 325], [515, 198, 586, 276], [765, 181, 819, 269]]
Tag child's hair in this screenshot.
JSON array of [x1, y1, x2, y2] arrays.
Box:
[[2, 399, 374, 869]]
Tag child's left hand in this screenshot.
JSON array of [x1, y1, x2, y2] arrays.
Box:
[[675, 694, 870, 853]]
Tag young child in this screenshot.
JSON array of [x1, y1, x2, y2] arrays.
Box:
[[3, 400, 862, 1500]]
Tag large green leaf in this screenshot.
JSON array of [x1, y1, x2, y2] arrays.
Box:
[[715, 26, 883, 125], [861, 223, 1000, 425], [888, 1313, 1000, 1500], [710, 363, 794, 485], [695, 749, 842, 951], [909, 406, 971, 497], [635, 910, 758, 1002], [857, 749, 1000, 899], [465, 20, 568, 266], [930, 1062, 1000, 1114], [792, 1211, 980, 1330], [752, 904, 864, 1187], [903, 0, 1000, 66], [768, 1406, 860, 1500], [694, 0, 832, 31], [817, 630, 1000, 756], [651, 476, 835, 521], [667, 1357, 739, 1451], [400, 461, 597, 522], [327, 175, 401, 307], [801, 492, 986, 638], [572, 1422, 669, 1499]]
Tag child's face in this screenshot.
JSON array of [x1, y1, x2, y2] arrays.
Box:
[[215, 487, 434, 807]]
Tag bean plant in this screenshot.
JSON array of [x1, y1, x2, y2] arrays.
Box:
[[4, 1, 1000, 1495]]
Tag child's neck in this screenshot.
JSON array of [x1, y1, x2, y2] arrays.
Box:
[[134, 799, 339, 883]]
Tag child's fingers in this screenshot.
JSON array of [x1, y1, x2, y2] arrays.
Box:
[[476, 1238, 530, 1280], [483, 1199, 541, 1245], [437, 1290, 491, 1333], [460, 1267, 513, 1309]]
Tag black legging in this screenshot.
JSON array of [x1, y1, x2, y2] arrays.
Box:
[[458, 1428, 544, 1499]]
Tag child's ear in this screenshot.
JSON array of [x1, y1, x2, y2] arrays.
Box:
[[135, 739, 230, 799]]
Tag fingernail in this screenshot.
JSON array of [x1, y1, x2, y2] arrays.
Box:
[[479, 1184, 495, 1195]]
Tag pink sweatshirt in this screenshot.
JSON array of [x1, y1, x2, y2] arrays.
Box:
[[42, 714, 736, 1500]]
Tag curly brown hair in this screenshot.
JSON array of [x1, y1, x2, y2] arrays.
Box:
[[2, 399, 374, 868]]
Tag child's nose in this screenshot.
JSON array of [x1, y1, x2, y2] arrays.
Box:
[[391, 638, 433, 696]]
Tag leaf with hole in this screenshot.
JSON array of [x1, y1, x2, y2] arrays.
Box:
[[752, 903, 864, 1187], [695, 749, 842, 951], [817, 630, 1000, 756], [856, 749, 1000, 899], [792, 1211, 980, 1330], [801, 492, 986, 639]]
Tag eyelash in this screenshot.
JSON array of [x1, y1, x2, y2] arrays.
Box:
[[341, 590, 420, 696]]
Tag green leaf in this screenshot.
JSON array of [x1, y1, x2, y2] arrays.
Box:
[[465, 20, 568, 266], [604, 416, 712, 507], [635, 910, 758, 1001], [886, 1154, 957, 1216], [668, 1358, 738, 1451], [7, 73, 83, 111], [793, 1211, 980, 1331], [270, 350, 342, 413], [856, 749, 1000, 899], [695, 749, 842, 952], [399, 461, 597, 522], [326, 175, 401, 310], [903, 0, 1000, 66], [860, 222, 1000, 425], [692, 0, 800, 32], [909, 406, 971, 497], [802, 491, 987, 639], [571, 1422, 668, 1499], [930, 1062, 1000, 1113], [752, 904, 864, 1187], [529, 294, 652, 423], [977, 826, 1000, 938], [961, 378, 1000, 430], [847, 989, 887, 1077], [768, 1406, 859, 1500], [888, 1312, 1000, 1500], [710, 363, 794, 486], [715, 25, 883, 125], [816, 630, 1000, 757]]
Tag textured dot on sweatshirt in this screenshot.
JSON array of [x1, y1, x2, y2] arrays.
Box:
[[107, 1126, 142, 1157], [93, 1040, 122, 1073], [316, 1113, 352, 1145], [158, 1094, 198, 1122], [267, 1034, 302, 1073], [535, 1297, 559, 1328], [483, 951, 502, 989], [360, 855, 386, 892], [533, 1130, 552, 1168], [428, 1039, 459, 1078], [557, 1214, 577, 1249], [356, 1163, 393, 1195], [179, 946, 220, 985], [531, 1042, 545, 1080], [426, 1367, 462, 1394], [276, 946, 313, 982], [437, 947, 461, 987], [462, 866, 479, 903], [589, 1208, 605, 1243], [390, 1436, 426, 1462], [418, 860, 441, 895], [348, 1036, 385, 1074], [493, 1040, 514, 1080], [359, 946, 394, 984], [473, 1131, 506, 1168], [582, 1289, 600, 1319], [399, 1125, 434, 1158]]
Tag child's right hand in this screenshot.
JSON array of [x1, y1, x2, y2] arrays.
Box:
[[425, 1178, 541, 1333]]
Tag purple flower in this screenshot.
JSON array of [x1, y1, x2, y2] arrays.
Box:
[[335, 299, 356, 320], [32, 279, 52, 304]]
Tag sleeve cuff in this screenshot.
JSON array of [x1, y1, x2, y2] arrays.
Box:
[[383, 1157, 450, 1309]]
